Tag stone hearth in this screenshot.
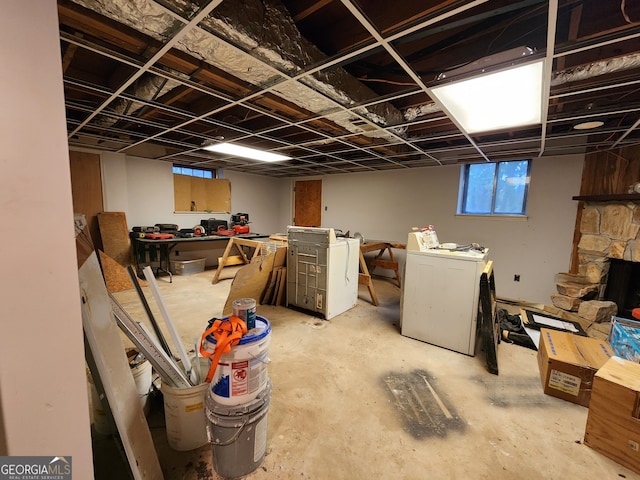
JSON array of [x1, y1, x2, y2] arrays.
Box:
[[549, 200, 640, 329], [578, 201, 640, 297]]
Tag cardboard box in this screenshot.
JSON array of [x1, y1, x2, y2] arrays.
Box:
[[537, 328, 613, 407], [609, 316, 640, 363], [584, 356, 640, 474]]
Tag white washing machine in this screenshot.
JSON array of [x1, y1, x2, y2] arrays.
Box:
[[400, 232, 488, 356], [286, 226, 359, 320]]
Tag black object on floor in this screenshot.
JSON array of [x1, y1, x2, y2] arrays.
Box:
[[498, 308, 537, 350]]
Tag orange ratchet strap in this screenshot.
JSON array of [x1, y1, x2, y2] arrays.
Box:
[[199, 316, 247, 383]]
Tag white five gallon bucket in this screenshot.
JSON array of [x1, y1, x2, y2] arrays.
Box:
[[88, 358, 153, 435], [161, 358, 210, 451], [203, 315, 271, 406], [131, 359, 153, 415], [206, 380, 272, 479]]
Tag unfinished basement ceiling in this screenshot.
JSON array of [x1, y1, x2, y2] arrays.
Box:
[[59, 0, 640, 178]]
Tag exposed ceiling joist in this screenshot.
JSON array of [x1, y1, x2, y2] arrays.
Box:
[[59, 0, 640, 177]]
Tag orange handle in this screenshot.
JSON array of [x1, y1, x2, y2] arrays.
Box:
[[199, 316, 247, 383]]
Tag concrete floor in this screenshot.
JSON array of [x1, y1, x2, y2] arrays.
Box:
[[101, 266, 640, 480]]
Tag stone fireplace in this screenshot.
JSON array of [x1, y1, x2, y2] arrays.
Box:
[[577, 200, 640, 317]]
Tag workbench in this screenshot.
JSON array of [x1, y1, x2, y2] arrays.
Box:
[[132, 233, 269, 282]]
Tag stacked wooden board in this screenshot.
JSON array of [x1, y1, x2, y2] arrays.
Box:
[[222, 245, 287, 315], [262, 265, 287, 306]]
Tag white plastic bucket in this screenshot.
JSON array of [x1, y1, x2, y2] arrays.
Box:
[[131, 359, 152, 415], [203, 315, 271, 406], [161, 358, 210, 451], [87, 358, 152, 435], [206, 380, 272, 479]]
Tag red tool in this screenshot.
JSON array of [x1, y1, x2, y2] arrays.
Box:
[[144, 233, 175, 239], [233, 224, 250, 234], [216, 225, 236, 236], [231, 213, 250, 234]]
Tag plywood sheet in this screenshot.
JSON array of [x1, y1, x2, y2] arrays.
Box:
[[98, 250, 146, 293], [97, 212, 133, 267], [205, 178, 231, 213], [173, 174, 192, 212], [173, 175, 231, 213], [223, 253, 276, 316], [69, 151, 103, 250]]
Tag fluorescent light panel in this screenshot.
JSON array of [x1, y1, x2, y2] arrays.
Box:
[[203, 142, 291, 162], [430, 60, 545, 134]]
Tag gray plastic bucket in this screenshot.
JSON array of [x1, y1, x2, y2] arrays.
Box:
[[206, 380, 272, 479]]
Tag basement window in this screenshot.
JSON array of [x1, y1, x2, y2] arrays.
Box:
[[172, 165, 214, 178], [457, 159, 530, 216]]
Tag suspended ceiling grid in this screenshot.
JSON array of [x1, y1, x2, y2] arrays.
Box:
[[59, 0, 640, 178]]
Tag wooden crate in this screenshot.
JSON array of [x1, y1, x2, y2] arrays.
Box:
[[584, 357, 640, 474]]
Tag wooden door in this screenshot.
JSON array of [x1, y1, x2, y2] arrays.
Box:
[[294, 179, 322, 226], [69, 150, 103, 250]]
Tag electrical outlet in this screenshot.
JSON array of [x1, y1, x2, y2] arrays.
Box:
[[514, 274, 520, 282]]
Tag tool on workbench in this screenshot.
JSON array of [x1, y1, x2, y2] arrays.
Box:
[[132, 226, 159, 233], [216, 225, 236, 236], [201, 218, 228, 235], [144, 232, 175, 239], [231, 213, 251, 234]]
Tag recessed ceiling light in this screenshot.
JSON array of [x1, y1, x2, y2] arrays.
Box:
[[430, 60, 545, 134], [573, 120, 604, 130], [203, 142, 291, 162]]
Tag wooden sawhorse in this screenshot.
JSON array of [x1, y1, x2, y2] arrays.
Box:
[[358, 241, 405, 305], [358, 248, 379, 306], [212, 237, 263, 284]]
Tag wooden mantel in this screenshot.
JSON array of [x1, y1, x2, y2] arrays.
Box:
[[569, 144, 640, 273], [573, 194, 640, 201]]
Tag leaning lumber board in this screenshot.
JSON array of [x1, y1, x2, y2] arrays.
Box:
[[270, 268, 283, 306], [223, 252, 276, 315], [276, 268, 287, 306], [97, 212, 133, 267], [77, 219, 162, 479], [98, 249, 146, 293], [261, 267, 280, 305]]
